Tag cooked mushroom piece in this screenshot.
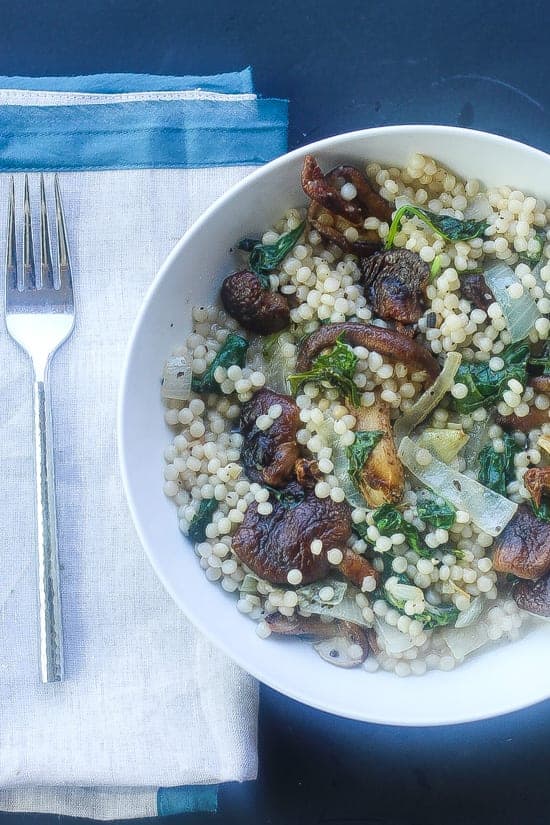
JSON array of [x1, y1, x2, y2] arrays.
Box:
[[240, 388, 300, 487], [524, 467, 550, 507], [514, 572, 550, 617], [530, 375, 550, 394], [301, 155, 391, 255], [265, 614, 370, 668], [360, 248, 429, 324], [496, 402, 549, 433], [232, 489, 379, 586], [492, 505, 550, 580], [221, 269, 290, 334], [295, 321, 440, 384], [460, 273, 495, 311], [349, 397, 404, 507], [294, 457, 322, 489], [307, 200, 381, 256]]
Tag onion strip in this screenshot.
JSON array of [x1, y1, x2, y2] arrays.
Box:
[[398, 436, 517, 537], [394, 351, 462, 443]]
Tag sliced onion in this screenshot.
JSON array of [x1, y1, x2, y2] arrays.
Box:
[[416, 427, 469, 463], [161, 354, 193, 400], [314, 636, 365, 667], [484, 263, 539, 343], [460, 416, 491, 466], [263, 335, 292, 394], [385, 576, 424, 604], [454, 596, 485, 629], [398, 436, 517, 536], [240, 573, 260, 595], [464, 195, 493, 221], [394, 351, 462, 443], [375, 619, 414, 655], [306, 597, 368, 626], [442, 622, 489, 659]]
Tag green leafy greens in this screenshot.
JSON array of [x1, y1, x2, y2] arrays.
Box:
[[531, 499, 550, 523], [385, 204, 488, 250], [355, 504, 431, 559], [452, 340, 530, 414], [238, 222, 305, 288], [477, 433, 519, 496], [191, 333, 249, 394], [346, 431, 384, 488], [518, 231, 545, 266], [416, 496, 456, 530], [188, 498, 217, 543], [288, 335, 360, 405]]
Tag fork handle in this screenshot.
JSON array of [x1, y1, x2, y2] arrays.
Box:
[[33, 375, 64, 682]]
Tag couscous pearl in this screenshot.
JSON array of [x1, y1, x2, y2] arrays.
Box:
[[415, 448, 432, 466], [327, 548, 344, 565], [362, 575, 377, 592], [287, 569, 303, 586]]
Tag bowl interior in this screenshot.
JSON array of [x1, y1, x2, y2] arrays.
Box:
[[119, 126, 550, 725]]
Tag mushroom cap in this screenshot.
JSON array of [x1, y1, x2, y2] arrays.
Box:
[[360, 248, 429, 324], [493, 505, 550, 580], [514, 572, 550, 616], [232, 491, 352, 584], [239, 388, 300, 487], [220, 270, 290, 334]]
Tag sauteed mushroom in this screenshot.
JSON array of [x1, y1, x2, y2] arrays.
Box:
[[350, 397, 404, 507], [514, 572, 550, 617], [360, 248, 429, 324], [492, 505, 550, 580], [301, 155, 391, 255], [221, 269, 290, 335], [496, 404, 549, 433], [265, 613, 370, 667], [460, 273, 495, 311], [240, 388, 300, 487], [524, 467, 550, 507], [232, 492, 353, 584], [295, 321, 440, 383]]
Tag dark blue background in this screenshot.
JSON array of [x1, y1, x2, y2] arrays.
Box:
[[1, 1, 550, 823]]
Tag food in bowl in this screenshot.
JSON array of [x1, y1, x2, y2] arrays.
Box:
[[161, 151, 550, 676]]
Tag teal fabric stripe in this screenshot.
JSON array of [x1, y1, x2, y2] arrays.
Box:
[[0, 68, 255, 94], [0, 97, 288, 170], [156, 785, 218, 816]]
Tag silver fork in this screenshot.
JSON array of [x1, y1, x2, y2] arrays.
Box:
[[5, 174, 74, 683]]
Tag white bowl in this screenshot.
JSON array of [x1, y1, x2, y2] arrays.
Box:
[[118, 125, 550, 725]]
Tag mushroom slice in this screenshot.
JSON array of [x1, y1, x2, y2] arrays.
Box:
[[337, 547, 379, 588], [301, 155, 392, 226], [360, 248, 429, 324], [524, 467, 550, 507], [240, 388, 300, 487], [265, 613, 369, 667], [514, 572, 550, 617], [460, 273, 495, 311], [492, 505, 550, 580], [350, 398, 404, 507], [295, 321, 440, 384], [294, 457, 322, 489], [220, 269, 290, 335], [308, 201, 381, 256], [496, 404, 549, 433], [231, 492, 352, 585]]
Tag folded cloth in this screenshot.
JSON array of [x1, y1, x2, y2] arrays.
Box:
[[0, 70, 288, 819]]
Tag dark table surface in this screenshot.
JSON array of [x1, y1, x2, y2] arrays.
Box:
[[1, 1, 550, 823]]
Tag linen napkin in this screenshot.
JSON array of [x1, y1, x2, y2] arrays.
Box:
[[0, 70, 288, 819]]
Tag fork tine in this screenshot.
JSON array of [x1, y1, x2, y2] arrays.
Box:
[[54, 175, 72, 295], [23, 175, 36, 289], [6, 176, 17, 291], [40, 174, 55, 289]]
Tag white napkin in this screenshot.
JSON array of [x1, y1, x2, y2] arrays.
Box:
[[0, 164, 260, 818]]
